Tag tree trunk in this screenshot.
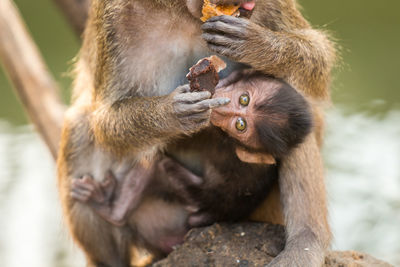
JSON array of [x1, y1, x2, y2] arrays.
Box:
[[0, 0, 66, 159]]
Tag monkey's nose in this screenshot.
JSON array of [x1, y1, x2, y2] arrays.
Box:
[[210, 109, 228, 130]]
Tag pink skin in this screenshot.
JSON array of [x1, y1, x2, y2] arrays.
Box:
[[241, 1, 256, 10], [211, 75, 281, 150], [210, 73, 283, 165]]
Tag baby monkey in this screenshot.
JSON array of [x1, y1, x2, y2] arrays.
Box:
[[71, 72, 312, 255], [211, 71, 312, 165]]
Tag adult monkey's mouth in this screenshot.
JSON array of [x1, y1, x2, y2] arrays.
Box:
[[239, 0, 255, 18], [240, 1, 256, 11]]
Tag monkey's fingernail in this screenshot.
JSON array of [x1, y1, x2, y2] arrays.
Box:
[[220, 98, 230, 105]]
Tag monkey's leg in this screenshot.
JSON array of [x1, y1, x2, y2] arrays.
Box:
[[66, 174, 132, 267], [267, 135, 330, 267], [105, 165, 154, 225], [66, 197, 132, 267]]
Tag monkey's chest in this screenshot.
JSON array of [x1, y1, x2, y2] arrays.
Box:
[[130, 31, 244, 96]]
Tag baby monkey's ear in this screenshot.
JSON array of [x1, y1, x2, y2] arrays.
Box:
[[235, 147, 276, 165]]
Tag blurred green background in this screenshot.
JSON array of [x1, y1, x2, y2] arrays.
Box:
[[0, 1, 399, 266]]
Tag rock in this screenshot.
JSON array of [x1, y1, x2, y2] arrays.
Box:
[[325, 251, 394, 267], [153, 223, 394, 267]]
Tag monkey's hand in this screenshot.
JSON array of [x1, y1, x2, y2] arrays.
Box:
[[70, 173, 131, 226], [202, 15, 261, 64], [171, 84, 230, 135], [71, 174, 115, 204]]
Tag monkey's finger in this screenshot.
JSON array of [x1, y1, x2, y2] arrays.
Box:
[[81, 175, 100, 189], [186, 112, 210, 123], [70, 192, 90, 202], [177, 98, 228, 115], [72, 186, 92, 196], [70, 188, 92, 202], [202, 33, 239, 47], [177, 107, 210, 119], [202, 23, 246, 39], [174, 84, 191, 94], [81, 174, 94, 181], [72, 179, 96, 192], [81, 175, 103, 194], [206, 15, 247, 26], [173, 91, 211, 103], [197, 97, 231, 110]]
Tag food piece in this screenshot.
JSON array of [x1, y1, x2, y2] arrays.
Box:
[[201, 0, 240, 22], [186, 56, 226, 94]]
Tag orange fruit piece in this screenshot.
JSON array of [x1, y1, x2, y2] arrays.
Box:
[[201, 0, 240, 22]]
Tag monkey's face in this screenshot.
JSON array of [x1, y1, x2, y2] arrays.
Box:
[[210, 76, 278, 150], [186, 0, 256, 19]]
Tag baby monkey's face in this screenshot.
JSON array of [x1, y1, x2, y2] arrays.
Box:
[[211, 77, 280, 150]]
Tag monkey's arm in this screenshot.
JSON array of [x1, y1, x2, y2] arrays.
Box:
[[202, 13, 335, 99], [269, 134, 330, 267], [86, 2, 230, 155], [92, 86, 231, 155]]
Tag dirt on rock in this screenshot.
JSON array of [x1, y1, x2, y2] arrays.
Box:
[[153, 223, 394, 267]]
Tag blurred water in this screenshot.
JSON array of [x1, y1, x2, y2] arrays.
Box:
[[0, 108, 399, 266], [0, 121, 84, 267], [325, 108, 400, 264]]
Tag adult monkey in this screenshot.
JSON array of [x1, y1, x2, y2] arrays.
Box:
[[58, 0, 336, 267]]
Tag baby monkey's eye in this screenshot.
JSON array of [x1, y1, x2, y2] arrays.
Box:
[[236, 117, 247, 131], [239, 94, 250, 106]]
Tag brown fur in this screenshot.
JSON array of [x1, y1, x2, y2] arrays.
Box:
[[58, 0, 336, 266]]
